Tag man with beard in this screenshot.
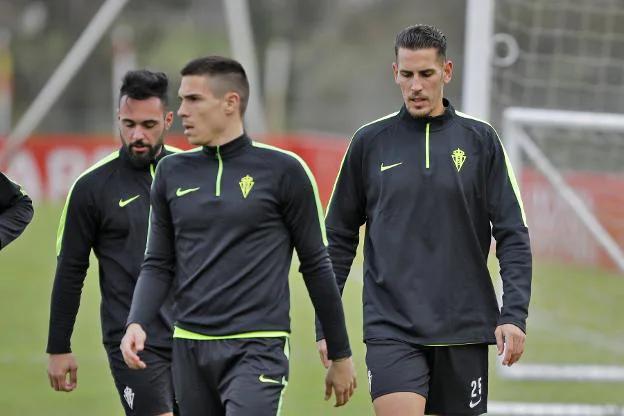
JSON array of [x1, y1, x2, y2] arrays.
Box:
[[0, 171, 34, 251], [46, 70, 179, 416]]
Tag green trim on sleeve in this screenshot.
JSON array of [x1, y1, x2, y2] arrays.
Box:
[[455, 111, 528, 226], [326, 111, 399, 217], [56, 151, 119, 255], [252, 141, 328, 246]]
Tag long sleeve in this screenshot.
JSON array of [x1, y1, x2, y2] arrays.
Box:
[[316, 134, 367, 340], [47, 178, 98, 353], [325, 134, 367, 293], [488, 130, 532, 332], [127, 162, 175, 329], [281, 157, 351, 360], [0, 173, 34, 250]]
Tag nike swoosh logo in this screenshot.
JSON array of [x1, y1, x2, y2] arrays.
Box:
[[469, 398, 482, 408], [258, 374, 281, 384], [118, 195, 140, 207], [176, 187, 200, 197], [380, 162, 403, 172]]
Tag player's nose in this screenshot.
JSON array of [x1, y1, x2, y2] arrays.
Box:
[[177, 103, 189, 118], [130, 127, 146, 140], [410, 78, 423, 92]]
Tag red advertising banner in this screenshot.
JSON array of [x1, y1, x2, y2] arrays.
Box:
[[0, 134, 347, 207], [3, 134, 623, 270], [521, 169, 624, 270]]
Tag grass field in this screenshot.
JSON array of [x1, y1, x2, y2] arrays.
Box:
[[1, 204, 623, 415]]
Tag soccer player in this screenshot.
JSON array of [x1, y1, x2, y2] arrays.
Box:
[[121, 56, 357, 415], [0, 172, 34, 251], [46, 70, 179, 416], [316, 24, 532, 415]]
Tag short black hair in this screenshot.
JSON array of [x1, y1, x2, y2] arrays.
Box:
[[394, 24, 447, 59], [180, 56, 250, 116], [119, 69, 169, 105]]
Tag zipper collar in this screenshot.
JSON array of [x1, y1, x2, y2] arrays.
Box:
[[202, 134, 251, 160], [399, 98, 455, 131]]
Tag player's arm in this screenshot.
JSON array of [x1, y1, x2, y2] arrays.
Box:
[[123, 162, 175, 368], [282, 157, 352, 360], [46, 176, 98, 391], [0, 173, 34, 250], [326, 133, 367, 294], [315, 132, 367, 344], [487, 128, 532, 365], [281, 157, 356, 406]]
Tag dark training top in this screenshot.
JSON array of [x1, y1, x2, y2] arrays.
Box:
[[127, 134, 352, 360], [46, 145, 179, 354], [322, 99, 532, 345], [0, 172, 34, 250]]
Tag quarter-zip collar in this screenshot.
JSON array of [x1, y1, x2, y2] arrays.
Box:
[[398, 98, 455, 131], [202, 134, 251, 160]]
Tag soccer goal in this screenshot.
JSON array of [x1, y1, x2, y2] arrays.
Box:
[[485, 107, 624, 416], [482, 0, 624, 414], [503, 108, 624, 273]]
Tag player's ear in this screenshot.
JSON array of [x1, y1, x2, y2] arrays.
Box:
[[392, 62, 399, 84], [164, 111, 174, 129], [223, 92, 240, 115], [443, 60, 453, 84]]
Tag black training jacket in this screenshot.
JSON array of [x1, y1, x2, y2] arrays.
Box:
[[127, 134, 352, 360], [323, 100, 532, 345], [0, 172, 34, 250], [46, 145, 178, 354]]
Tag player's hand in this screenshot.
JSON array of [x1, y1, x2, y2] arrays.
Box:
[[325, 356, 357, 407], [47, 353, 78, 392], [120, 323, 147, 369], [495, 323, 526, 366], [316, 339, 331, 369]]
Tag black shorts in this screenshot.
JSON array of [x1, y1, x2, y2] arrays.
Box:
[[172, 337, 289, 416], [105, 344, 175, 416], [365, 340, 488, 415]]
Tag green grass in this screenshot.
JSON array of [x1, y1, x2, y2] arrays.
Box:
[[1, 204, 623, 415]]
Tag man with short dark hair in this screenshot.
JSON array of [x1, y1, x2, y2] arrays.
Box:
[[121, 56, 357, 415], [46, 69, 179, 416], [0, 172, 33, 251], [316, 24, 533, 416]]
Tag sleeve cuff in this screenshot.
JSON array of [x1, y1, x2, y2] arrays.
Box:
[[497, 318, 526, 334]]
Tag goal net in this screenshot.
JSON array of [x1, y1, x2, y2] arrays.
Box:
[[492, 0, 624, 117], [488, 0, 624, 414]]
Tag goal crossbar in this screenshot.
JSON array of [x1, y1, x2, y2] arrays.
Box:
[[503, 107, 624, 273]]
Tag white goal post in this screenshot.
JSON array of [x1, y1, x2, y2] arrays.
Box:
[[498, 106, 624, 391], [503, 107, 624, 273], [475, 0, 624, 413], [487, 401, 624, 416]]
